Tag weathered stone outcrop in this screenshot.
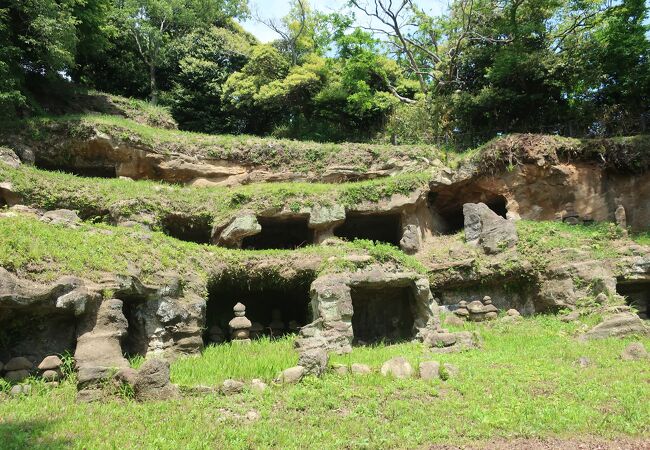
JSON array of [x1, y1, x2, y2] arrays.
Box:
[[582, 312, 649, 340], [132, 358, 180, 401], [5, 123, 437, 186], [463, 203, 518, 254], [0, 267, 205, 390], [431, 157, 650, 232], [298, 266, 439, 353], [213, 214, 261, 248]]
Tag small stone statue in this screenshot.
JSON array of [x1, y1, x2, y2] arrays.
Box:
[[482, 296, 498, 320], [467, 296, 498, 321], [268, 308, 285, 337], [228, 302, 252, 343], [454, 301, 469, 319], [563, 203, 580, 225], [615, 204, 627, 234]]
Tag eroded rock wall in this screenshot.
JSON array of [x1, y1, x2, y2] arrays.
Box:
[[431, 162, 650, 232]]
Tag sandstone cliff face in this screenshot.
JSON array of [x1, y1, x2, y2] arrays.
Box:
[[431, 162, 650, 232]]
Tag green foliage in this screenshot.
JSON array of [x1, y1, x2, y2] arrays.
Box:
[[168, 26, 252, 133]]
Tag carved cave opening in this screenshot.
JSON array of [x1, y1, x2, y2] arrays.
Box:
[[0, 308, 76, 364], [242, 216, 314, 250], [617, 279, 649, 320], [160, 214, 213, 244], [204, 274, 314, 344], [120, 298, 149, 358], [34, 158, 118, 178], [351, 285, 416, 345], [334, 213, 402, 246], [429, 190, 508, 234]]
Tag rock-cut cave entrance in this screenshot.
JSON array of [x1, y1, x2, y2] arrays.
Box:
[[242, 216, 314, 250], [429, 190, 508, 234], [204, 274, 314, 344], [34, 159, 118, 178], [617, 279, 649, 320], [0, 308, 76, 363], [121, 297, 149, 358], [350, 285, 416, 345], [334, 213, 402, 246], [160, 214, 213, 244]]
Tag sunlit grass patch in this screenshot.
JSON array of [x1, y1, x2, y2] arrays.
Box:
[[0, 316, 648, 448], [171, 336, 298, 386]]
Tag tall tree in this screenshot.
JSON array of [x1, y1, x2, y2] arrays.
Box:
[[115, 0, 249, 104]]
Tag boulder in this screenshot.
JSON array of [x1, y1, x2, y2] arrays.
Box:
[[380, 357, 413, 379], [220, 379, 245, 395], [4, 369, 30, 383], [309, 204, 345, 228], [74, 297, 129, 388], [250, 379, 268, 393], [463, 203, 518, 254], [399, 224, 422, 254], [38, 355, 63, 371], [331, 364, 349, 375], [350, 363, 371, 375], [577, 356, 591, 368], [560, 310, 580, 322], [5, 357, 33, 371], [216, 214, 261, 247], [41, 209, 81, 227], [77, 366, 112, 389], [506, 309, 520, 317], [10, 384, 31, 397], [444, 315, 465, 327], [419, 361, 441, 381], [620, 342, 649, 361], [277, 366, 305, 384], [582, 313, 649, 340], [0, 147, 21, 168], [425, 332, 457, 348], [298, 347, 329, 376], [41, 370, 60, 382], [114, 367, 139, 387], [133, 359, 180, 401]]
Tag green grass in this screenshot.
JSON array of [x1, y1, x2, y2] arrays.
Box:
[[0, 316, 648, 449], [515, 220, 628, 269], [0, 114, 443, 175], [0, 163, 431, 226], [0, 215, 426, 283], [632, 232, 650, 246], [470, 133, 650, 174], [171, 336, 298, 385]]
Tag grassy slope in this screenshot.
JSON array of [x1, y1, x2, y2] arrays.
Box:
[[0, 163, 431, 225], [1, 114, 443, 174], [0, 216, 426, 283], [1, 316, 648, 449], [424, 220, 636, 289], [470, 133, 650, 174]]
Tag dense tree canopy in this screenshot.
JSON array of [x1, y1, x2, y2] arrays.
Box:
[[1, 0, 648, 146]]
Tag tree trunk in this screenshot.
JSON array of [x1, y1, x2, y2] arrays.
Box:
[[149, 64, 158, 105]]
